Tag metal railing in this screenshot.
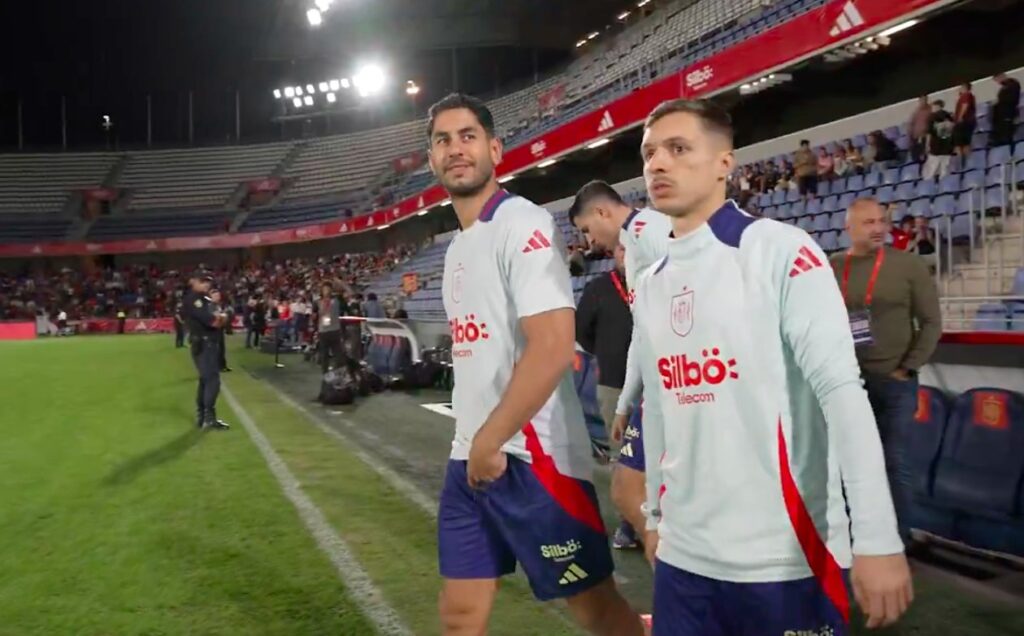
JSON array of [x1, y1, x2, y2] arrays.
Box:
[[938, 295, 1024, 332]]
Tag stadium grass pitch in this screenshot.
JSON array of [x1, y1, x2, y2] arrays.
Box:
[[1, 335, 1021, 635]]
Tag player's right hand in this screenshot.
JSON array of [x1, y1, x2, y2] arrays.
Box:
[[643, 530, 659, 568], [611, 413, 629, 443], [851, 553, 913, 629]]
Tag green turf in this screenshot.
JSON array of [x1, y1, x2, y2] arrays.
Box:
[[0, 336, 374, 635], [227, 344, 583, 636]]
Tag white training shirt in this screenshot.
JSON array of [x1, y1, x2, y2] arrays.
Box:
[[635, 201, 903, 583], [443, 189, 595, 480], [615, 207, 673, 417]]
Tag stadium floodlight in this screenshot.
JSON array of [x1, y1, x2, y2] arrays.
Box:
[[587, 31, 599, 40], [307, 8, 322, 26], [417, 210, 429, 216], [637, 0, 650, 6], [306, 84, 315, 94], [303, 95, 314, 106], [586, 138, 611, 149], [295, 85, 304, 96], [497, 175, 515, 184], [575, 39, 587, 48], [353, 64, 386, 98], [377, 224, 391, 231], [537, 159, 558, 168], [319, 81, 329, 93], [293, 97, 303, 107], [406, 80, 420, 96], [329, 79, 341, 91], [284, 86, 295, 98], [326, 92, 337, 103], [273, 89, 282, 99], [617, 11, 630, 20], [341, 78, 351, 89], [878, 19, 918, 38], [315, 0, 332, 12]]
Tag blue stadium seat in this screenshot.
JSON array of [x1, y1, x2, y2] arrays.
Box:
[[776, 203, 791, 219], [932, 194, 955, 217], [989, 145, 1013, 166], [957, 189, 983, 215], [884, 126, 900, 140], [837, 232, 851, 250], [1011, 303, 1024, 332], [972, 132, 989, 150], [1013, 268, 1024, 296], [984, 186, 1006, 211], [986, 166, 1007, 188], [962, 169, 985, 191], [916, 179, 937, 198], [875, 185, 894, 204], [889, 201, 909, 220], [909, 198, 931, 218], [837, 192, 856, 211], [822, 195, 839, 213], [798, 216, 813, 232], [846, 174, 864, 192], [865, 171, 882, 188], [938, 174, 961, 194], [1014, 144, 1024, 162], [789, 200, 806, 218], [894, 182, 916, 202], [908, 387, 957, 537], [932, 389, 1024, 555], [900, 163, 921, 182], [762, 206, 776, 219], [812, 214, 830, 233], [818, 231, 838, 252], [830, 211, 845, 231], [757, 192, 772, 208], [816, 180, 830, 197], [966, 150, 987, 172], [830, 177, 847, 196], [786, 188, 802, 203], [772, 189, 787, 205], [883, 168, 901, 185], [974, 303, 1010, 331], [806, 198, 822, 216], [950, 214, 974, 241]]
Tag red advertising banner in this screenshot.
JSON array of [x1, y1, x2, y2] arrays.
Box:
[[0, 321, 36, 340], [247, 177, 283, 194], [78, 317, 176, 334], [0, 0, 946, 259], [538, 84, 567, 113], [392, 151, 426, 174]]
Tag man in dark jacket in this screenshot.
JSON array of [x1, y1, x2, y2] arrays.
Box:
[[575, 244, 633, 456], [991, 72, 1021, 147]]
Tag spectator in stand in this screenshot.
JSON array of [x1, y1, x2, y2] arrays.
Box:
[[833, 197, 942, 547], [909, 95, 932, 162], [953, 82, 977, 158], [909, 216, 937, 271], [923, 99, 955, 180], [990, 72, 1021, 147], [890, 214, 915, 251], [871, 130, 899, 166], [794, 139, 817, 197], [816, 146, 835, 182], [844, 139, 865, 174], [737, 165, 754, 207], [778, 160, 795, 191], [363, 292, 385, 318], [762, 160, 779, 192], [833, 147, 850, 179]]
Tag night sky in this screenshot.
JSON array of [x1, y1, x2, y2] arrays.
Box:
[[0, 1, 594, 151]]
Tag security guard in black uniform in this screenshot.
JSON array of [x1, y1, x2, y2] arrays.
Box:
[[183, 272, 229, 430], [173, 295, 186, 348]]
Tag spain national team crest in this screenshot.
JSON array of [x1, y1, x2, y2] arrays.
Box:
[[451, 265, 464, 304], [670, 288, 694, 337]]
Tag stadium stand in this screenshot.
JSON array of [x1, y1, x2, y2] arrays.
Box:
[[0, 152, 118, 214], [119, 142, 292, 210]]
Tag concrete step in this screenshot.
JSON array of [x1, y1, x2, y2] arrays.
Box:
[[942, 274, 1016, 297]]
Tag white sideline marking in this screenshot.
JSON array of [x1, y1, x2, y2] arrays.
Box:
[[222, 384, 413, 636], [420, 402, 456, 419]]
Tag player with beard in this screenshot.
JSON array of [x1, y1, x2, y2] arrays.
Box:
[[429, 93, 645, 636], [632, 99, 912, 635]]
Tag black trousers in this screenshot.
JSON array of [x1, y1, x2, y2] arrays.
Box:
[[174, 320, 185, 347], [217, 331, 228, 369], [190, 337, 221, 421], [320, 329, 348, 373]]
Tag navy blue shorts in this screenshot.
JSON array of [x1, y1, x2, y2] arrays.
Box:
[[438, 456, 614, 601], [617, 403, 645, 472], [653, 559, 850, 636]]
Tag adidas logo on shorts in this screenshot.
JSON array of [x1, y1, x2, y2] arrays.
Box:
[[558, 563, 589, 585]]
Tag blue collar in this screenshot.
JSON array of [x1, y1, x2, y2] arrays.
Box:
[[621, 208, 641, 231], [478, 189, 514, 223]]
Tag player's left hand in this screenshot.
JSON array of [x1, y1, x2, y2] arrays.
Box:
[[467, 431, 508, 489], [851, 553, 914, 629]]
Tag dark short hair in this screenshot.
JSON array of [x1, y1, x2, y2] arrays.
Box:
[[800, 139, 810, 147], [644, 99, 733, 146], [568, 180, 625, 225], [933, 99, 945, 108], [426, 93, 496, 140]]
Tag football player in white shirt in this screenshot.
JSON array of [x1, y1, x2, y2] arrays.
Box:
[[427, 93, 645, 636], [635, 99, 913, 634]]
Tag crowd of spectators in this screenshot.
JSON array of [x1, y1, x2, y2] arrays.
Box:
[[0, 243, 419, 324]]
